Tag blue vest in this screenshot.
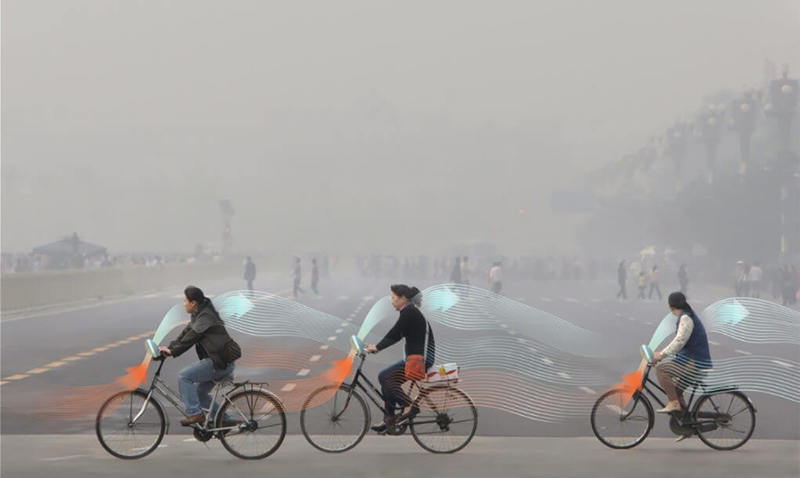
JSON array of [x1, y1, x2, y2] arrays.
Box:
[[675, 310, 712, 368]]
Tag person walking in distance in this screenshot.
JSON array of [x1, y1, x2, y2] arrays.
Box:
[[648, 265, 662, 300], [489, 261, 503, 294], [450, 257, 462, 284], [311, 258, 320, 295], [616, 260, 628, 300], [243, 256, 256, 291], [293, 257, 304, 299], [748, 262, 762, 299], [677, 263, 689, 295], [638, 271, 647, 299]]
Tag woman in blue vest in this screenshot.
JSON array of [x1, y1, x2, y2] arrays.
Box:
[[653, 292, 712, 415]]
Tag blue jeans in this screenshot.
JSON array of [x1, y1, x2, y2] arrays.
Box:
[[178, 359, 234, 417], [378, 358, 433, 421]]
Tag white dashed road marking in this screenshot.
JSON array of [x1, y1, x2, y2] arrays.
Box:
[[579, 386, 596, 395], [735, 349, 752, 355], [281, 383, 296, 392], [296, 369, 311, 377], [309, 355, 321, 362]]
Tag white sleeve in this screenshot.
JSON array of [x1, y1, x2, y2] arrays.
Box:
[[661, 315, 694, 357]]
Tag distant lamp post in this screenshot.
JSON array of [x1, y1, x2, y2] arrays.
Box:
[[765, 66, 799, 260], [666, 121, 688, 188], [694, 105, 724, 183], [219, 199, 235, 255], [728, 91, 758, 175]]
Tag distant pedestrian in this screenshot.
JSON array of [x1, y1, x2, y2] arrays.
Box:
[[243, 256, 256, 291], [677, 263, 689, 295], [311, 258, 320, 295], [450, 257, 462, 284], [748, 262, 762, 298], [293, 257, 304, 298], [489, 262, 503, 294], [460, 256, 471, 286], [616, 260, 627, 300], [638, 271, 647, 299], [648, 265, 662, 300]]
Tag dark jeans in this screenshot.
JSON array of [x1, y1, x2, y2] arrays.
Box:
[[378, 358, 434, 421]]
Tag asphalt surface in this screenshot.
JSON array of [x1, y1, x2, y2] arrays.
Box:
[[2, 271, 798, 475]]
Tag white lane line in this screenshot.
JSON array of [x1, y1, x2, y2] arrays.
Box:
[[542, 357, 553, 365], [3, 374, 28, 381], [516, 338, 528, 344], [557, 372, 571, 379], [540, 297, 552, 302], [338, 296, 350, 301], [327, 336, 337, 341], [565, 298, 579, 303], [644, 321, 653, 325], [296, 368, 311, 377], [172, 294, 184, 299], [508, 330, 517, 335], [363, 296, 374, 301], [25, 368, 49, 374], [45, 361, 66, 368], [62, 356, 82, 362], [499, 324, 508, 328], [708, 340, 720, 346], [40, 455, 89, 462], [579, 386, 596, 394], [771, 360, 794, 369], [320, 345, 330, 350], [309, 355, 321, 362], [78, 352, 96, 357], [0, 381, 7, 386], [183, 438, 197, 442], [143, 293, 159, 299], [341, 322, 349, 327], [335, 329, 343, 334], [281, 383, 296, 392], [734, 349, 752, 355]]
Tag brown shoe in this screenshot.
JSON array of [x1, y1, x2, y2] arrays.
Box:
[[181, 413, 205, 426]]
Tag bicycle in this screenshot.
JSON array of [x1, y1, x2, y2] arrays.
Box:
[[96, 339, 287, 460], [300, 335, 478, 454], [591, 344, 756, 450]]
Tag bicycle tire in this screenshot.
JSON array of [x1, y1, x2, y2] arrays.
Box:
[[217, 389, 287, 459], [410, 385, 478, 454], [96, 389, 166, 459], [693, 391, 755, 451], [300, 384, 369, 453], [591, 389, 654, 449]]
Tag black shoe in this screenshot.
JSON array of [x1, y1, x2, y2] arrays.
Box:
[[398, 407, 419, 422], [220, 418, 241, 428]]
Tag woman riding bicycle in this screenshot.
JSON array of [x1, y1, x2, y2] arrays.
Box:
[[653, 291, 712, 415], [158, 286, 242, 426], [365, 284, 435, 433]]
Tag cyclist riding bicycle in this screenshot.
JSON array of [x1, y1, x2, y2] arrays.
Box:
[[652, 292, 712, 421], [158, 285, 242, 426], [365, 284, 435, 433]]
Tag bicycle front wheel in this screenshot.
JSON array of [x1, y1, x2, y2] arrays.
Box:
[[96, 389, 166, 459], [410, 385, 477, 454], [217, 389, 287, 459], [591, 389, 653, 449], [300, 384, 369, 453], [693, 391, 755, 450]]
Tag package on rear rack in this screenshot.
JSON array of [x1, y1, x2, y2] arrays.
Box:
[[425, 363, 459, 383]]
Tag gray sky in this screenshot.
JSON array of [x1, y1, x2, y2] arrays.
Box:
[[3, 0, 799, 255]]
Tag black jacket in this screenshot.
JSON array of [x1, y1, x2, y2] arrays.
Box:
[[376, 304, 435, 361], [168, 299, 237, 369]]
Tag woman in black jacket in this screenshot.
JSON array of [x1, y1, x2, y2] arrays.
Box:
[[365, 284, 435, 433], [158, 286, 241, 426]]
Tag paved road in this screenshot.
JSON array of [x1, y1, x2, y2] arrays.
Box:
[[2, 435, 797, 478], [2, 272, 798, 474]]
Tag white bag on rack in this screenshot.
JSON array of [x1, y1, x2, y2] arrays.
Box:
[[425, 363, 459, 383]]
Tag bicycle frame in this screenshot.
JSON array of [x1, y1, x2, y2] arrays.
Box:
[[134, 358, 255, 432], [338, 352, 450, 427]]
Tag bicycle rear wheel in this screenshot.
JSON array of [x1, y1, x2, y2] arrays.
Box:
[[693, 391, 755, 450], [300, 384, 369, 453], [217, 389, 286, 459], [591, 389, 653, 449], [96, 389, 166, 459], [410, 385, 477, 454]]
